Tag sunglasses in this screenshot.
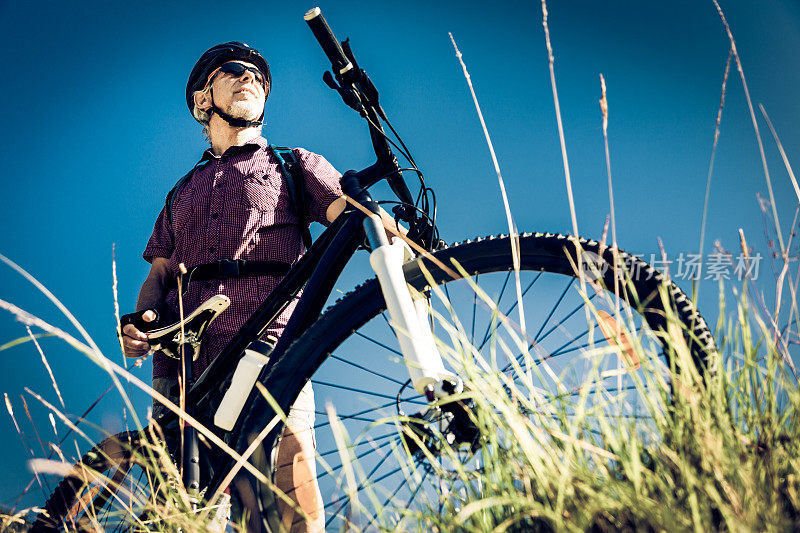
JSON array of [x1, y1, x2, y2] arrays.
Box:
[[205, 61, 266, 88]]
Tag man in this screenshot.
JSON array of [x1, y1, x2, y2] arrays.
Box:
[[121, 41, 343, 532]]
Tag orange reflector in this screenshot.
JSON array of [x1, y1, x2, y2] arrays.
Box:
[[597, 310, 640, 370]]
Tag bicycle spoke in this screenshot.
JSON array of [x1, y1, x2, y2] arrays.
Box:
[[111, 466, 148, 529], [327, 462, 410, 511], [354, 330, 403, 357], [477, 272, 542, 352], [533, 291, 598, 346], [509, 272, 541, 316], [499, 293, 601, 373], [329, 353, 407, 386], [91, 461, 131, 525], [565, 383, 647, 397], [533, 277, 575, 341], [471, 274, 478, 346], [312, 380, 427, 405], [531, 326, 591, 367], [442, 282, 452, 307], [312, 438, 398, 481], [369, 461, 431, 529], [560, 411, 655, 420], [313, 400, 404, 430], [546, 338, 601, 359], [314, 410, 379, 424], [317, 431, 400, 459], [324, 454, 403, 527], [401, 463, 432, 511], [477, 270, 512, 349]]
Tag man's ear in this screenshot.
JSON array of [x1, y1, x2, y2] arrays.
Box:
[[193, 89, 211, 111]]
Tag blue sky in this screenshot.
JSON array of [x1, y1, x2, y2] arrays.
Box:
[[1, 0, 799, 510]]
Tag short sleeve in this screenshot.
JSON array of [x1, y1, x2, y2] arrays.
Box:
[[142, 206, 174, 263], [293, 148, 343, 226]]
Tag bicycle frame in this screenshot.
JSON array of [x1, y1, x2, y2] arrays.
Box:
[[187, 174, 378, 411]]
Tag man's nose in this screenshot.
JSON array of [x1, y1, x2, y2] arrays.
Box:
[[239, 69, 255, 84]]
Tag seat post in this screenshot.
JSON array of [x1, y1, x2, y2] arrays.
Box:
[[180, 340, 200, 508]]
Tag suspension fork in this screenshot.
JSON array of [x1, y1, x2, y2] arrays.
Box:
[[362, 215, 463, 400]]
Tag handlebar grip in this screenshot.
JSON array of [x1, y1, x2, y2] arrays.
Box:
[[120, 308, 162, 334], [304, 7, 353, 76]]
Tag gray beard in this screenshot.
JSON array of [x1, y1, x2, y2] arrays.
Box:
[[227, 101, 261, 121]]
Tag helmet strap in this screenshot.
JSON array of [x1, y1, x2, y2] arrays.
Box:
[[207, 87, 264, 128]]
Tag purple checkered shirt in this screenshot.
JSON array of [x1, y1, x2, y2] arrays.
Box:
[[143, 136, 342, 379]]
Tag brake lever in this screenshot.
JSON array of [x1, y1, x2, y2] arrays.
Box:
[[340, 39, 386, 120], [323, 70, 364, 114], [322, 70, 338, 91]]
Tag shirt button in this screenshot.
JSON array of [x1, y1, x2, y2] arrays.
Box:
[[211, 213, 219, 219], [209, 246, 216, 253]]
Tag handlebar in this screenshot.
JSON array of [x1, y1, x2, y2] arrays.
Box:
[[304, 8, 353, 77], [304, 7, 416, 209]]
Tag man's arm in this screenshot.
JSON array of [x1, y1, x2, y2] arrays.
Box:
[[298, 150, 404, 237], [135, 257, 171, 312], [326, 196, 406, 238], [325, 196, 347, 224], [122, 257, 171, 358]]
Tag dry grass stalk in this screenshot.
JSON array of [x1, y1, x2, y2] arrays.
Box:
[[448, 32, 528, 345]]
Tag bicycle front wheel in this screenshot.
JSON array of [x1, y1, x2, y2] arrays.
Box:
[[248, 233, 716, 531]]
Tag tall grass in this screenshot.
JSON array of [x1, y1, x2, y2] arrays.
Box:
[[325, 273, 799, 531], [3, 250, 799, 531]]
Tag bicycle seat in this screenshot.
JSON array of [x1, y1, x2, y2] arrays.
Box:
[[147, 295, 230, 361]]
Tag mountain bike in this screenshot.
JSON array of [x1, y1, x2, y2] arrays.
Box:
[[31, 7, 716, 532]]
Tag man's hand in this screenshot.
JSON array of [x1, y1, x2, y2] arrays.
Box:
[[121, 310, 158, 358], [123, 257, 171, 358]]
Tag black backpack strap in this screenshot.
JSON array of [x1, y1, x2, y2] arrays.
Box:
[[185, 259, 292, 282], [166, 160, 208, 239], [269, 146, 312, 249]]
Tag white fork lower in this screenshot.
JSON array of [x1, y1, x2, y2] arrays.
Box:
[[364, 215, 463, 398]]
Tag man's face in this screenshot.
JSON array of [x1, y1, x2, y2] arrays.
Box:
[[206, 60, 267, 121]]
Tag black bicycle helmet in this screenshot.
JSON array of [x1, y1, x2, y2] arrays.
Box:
[[186, 41, 272, 128]]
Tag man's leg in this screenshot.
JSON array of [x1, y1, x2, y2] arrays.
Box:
[[151, 377, 179, 421], [151, 377, 236, 531], [275, 382, 324, 532]]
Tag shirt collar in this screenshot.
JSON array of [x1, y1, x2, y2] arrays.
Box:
[[200, 135, 269, 162]]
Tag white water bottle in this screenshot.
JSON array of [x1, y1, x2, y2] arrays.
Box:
[[213, 340, 273, 431]]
